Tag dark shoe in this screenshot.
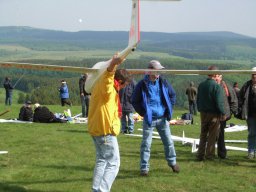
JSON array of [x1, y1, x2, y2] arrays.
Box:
[[128, 131, 134, 134], [196, 157, 204, 162], [218, 155, 228, 159], [196, 155, 204, 161], [122, 130, 128, 134], [170, 164, 180, 173], [140, 170, 149, 176]]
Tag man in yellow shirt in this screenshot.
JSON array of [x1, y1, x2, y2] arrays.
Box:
[[88, 54, 130, 192]]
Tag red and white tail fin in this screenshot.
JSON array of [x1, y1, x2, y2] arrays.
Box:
[[84, 0, 141, 93], [128, 0, 140, 48], [118, 0, 140, 60]]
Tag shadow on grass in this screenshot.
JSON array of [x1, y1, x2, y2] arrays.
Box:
[[218, 155, 256, 168], [0, 182, 62, 192], [57, 129, 87, 134], [5, 177, 88, 185], [175, 146, 256, 168], [37, 164, 92, 172], [118, 167, 179, 179], [0, 183, 27, 192]]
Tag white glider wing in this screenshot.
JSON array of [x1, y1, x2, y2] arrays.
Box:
[[0, 62, 97, 74], [126, 69, 256, 75], [0, 151, 8, 155]]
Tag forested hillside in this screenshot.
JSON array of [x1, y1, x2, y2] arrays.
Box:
[[0, 26, 256, 107]]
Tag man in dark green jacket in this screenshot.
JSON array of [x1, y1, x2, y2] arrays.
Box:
[[196, 66, 226, 161]]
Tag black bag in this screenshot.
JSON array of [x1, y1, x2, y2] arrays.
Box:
[[181, 113, 194, 124]]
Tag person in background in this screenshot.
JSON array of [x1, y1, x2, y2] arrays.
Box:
[[119, 79, 136, 134], [3, 77, 14, 106], [132, 60, 180, 176], [18, 100, 33, 121], [33, 103, 66, 123], [59, 80, 72, 107], [196, 66, 225, 161], [79, 74, 90, 118], [239, 67, 256, 159], [215, 75, 238, 159], [185, 81, 197, 115], [233, 82, 240, 100], [88, 54, 130, 192]]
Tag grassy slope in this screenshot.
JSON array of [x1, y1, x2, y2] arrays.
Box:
[[0, 104, 255, 192]]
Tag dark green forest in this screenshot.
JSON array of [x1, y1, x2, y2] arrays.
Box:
[[1, 27, 256, 108]]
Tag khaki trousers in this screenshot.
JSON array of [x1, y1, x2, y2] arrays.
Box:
[[197, 112, 221, 160]]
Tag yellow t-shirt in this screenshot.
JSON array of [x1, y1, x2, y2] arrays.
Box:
[[88, 70, 120, 136]]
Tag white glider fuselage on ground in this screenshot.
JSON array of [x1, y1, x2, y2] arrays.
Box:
[[133, 128, 248, 153]]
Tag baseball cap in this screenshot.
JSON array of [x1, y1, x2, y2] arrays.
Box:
[[252, 67, 256, 74], [148, 60, 164, 70]]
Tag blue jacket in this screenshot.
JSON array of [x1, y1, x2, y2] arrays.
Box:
[[59, 84, 69, 99], [131, 75, 176, 125]]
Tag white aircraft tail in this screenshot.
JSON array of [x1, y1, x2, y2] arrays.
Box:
[[84, 0, 140, 93], [119, 0, 140, 60]]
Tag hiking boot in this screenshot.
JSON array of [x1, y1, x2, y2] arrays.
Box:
[[218, 156, 228, 160], [196, 155, 204, 162], [170, 164, 180, 173], [196, 157, 204, 162], [121, 130, 128, 134], [140, 170, 149, 176]]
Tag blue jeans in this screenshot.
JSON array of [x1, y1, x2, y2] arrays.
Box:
[[81, 95, 90, 118], [121, 112, 134, 133], [247, 117, 256, 154], [92, 135, 120, 192], [5, 91, 12, 105], [140, 117, 176, 172]]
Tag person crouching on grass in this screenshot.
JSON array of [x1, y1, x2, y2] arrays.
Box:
[[88, 54, 130, 192]]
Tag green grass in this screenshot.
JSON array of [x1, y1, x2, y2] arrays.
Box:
[[0, 88, 26, 106], [0, 105, 256, 192]]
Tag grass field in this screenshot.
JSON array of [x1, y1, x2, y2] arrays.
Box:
[[0, 104, 255, 192]]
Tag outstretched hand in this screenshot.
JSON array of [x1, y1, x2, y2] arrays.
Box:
[[107, 54, 125, 72]]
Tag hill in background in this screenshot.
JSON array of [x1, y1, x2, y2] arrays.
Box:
[[1, 26, 256, 107], [0, 26, 256, 60]]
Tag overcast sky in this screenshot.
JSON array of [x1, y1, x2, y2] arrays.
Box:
[[0, 0, 255, 37]]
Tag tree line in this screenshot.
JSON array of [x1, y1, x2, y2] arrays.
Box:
[[1, 57, 251, 108]]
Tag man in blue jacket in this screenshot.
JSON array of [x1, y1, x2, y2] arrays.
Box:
[[59, 80, 72, 107], [132, 60, 179, 176]]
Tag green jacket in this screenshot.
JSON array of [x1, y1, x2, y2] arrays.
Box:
[[197, 78, 225, 115]]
